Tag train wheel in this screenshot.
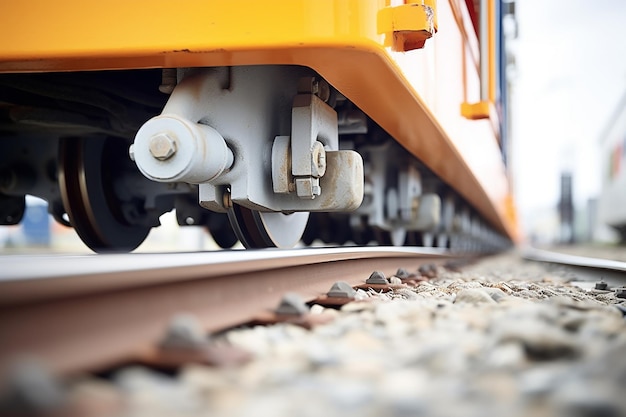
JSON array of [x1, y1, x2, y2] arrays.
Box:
[[0, 194, 25, 225], [227, 204, 308, 248], [206, 213, 238, 249], [58, 137, 151, 252], [374, 228, 407, 246], [351, 228, 373, 245]]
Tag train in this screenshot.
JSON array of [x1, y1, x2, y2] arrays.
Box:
[[597, 90, 626, 242], [0, 0, 519, 252]]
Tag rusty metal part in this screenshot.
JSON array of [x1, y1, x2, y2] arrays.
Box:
[[311, 296, 355, 308], [0, 247, 454, 376], [354, 282, 406, 293], [138, 344, 252, 370], [248, 311, 334, 330]]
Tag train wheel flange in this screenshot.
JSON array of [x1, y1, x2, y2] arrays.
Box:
[[227, 204, 308, 248], [206, 212, 238, 249]]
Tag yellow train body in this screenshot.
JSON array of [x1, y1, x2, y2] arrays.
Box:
[[0, 0, 519, 244]]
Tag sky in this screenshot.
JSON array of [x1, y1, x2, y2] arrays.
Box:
[[512, 0, 626, 231]]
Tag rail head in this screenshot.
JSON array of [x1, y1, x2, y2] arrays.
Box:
[[521, 247, 626, 272], [0, 247, 455, 306]]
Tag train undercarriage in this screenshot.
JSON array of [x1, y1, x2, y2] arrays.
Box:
[[0, 66, 509, 252]]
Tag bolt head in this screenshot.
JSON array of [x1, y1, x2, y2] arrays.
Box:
[[366, 271, 388, 285], [418, 264, 438, 278], [310, 141, 327, 178], [328, 281, 356, 298], [275, 293, 309, 316], [395, 268, 411, 279], [149, 133, 177, 160]]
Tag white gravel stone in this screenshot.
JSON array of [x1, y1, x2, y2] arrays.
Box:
[[482, 286, 508, 302], [454, 288, 497, 304], [389, 276, 403, 285]]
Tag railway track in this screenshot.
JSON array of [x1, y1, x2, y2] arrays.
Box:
[[1, 248, 625, 416], [0, 247, 460, 377], [522, 246, 626, 290]]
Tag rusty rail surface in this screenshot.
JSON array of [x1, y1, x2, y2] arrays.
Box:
[[0, 247, 458, 376]]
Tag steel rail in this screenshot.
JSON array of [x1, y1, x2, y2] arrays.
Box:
[[522, 247, 626, 288], [522, 247, 626, 272], [0, 247, 458, 376]]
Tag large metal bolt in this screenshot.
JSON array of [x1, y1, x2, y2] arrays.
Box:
[[419, 264, 438, 278], [149, 133, 177, 161], [159, 313, 208, 350], [311, 141, 327, 178], [595, 281, 608, 291], [327, 281, 356, 299], [366, 271, 388, 285], [275, 293, 309, 316], [395, 268, 411, 279]]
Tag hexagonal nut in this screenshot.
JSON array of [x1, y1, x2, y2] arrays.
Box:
[[295, 177, 321, 199], [149, 133, 177, 160]]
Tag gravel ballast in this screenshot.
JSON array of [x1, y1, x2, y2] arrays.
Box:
[[60, 252, 626, 417]]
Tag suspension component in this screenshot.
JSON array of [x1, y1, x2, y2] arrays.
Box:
[[131, 67, 363, 215], [133, 114, 234, 184]]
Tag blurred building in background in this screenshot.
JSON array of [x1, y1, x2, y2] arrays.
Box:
[[558, 171, 574, 244]]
